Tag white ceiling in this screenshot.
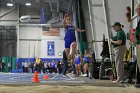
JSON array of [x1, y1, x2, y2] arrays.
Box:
[[0, 0, 72, 13]]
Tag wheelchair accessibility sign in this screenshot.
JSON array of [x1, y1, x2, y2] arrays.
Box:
[[47, 42, 55, 56]]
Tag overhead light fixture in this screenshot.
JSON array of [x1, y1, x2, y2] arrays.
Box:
[[25, 2, 31, 6], [7, 0, 14, 7], [7, 3, 13, 7]]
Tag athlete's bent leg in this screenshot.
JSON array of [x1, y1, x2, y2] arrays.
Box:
[[65, 48, 70, 58], [68, 42, 77, 60]]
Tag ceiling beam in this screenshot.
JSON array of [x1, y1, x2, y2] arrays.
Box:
[[67, 0, 73, 14], [49, 0, 53, 12], [44, 0, 58, 3], [57, 0, 59, 12]]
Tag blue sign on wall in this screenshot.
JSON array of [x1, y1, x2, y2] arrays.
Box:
[[47, 42, 55, 56]]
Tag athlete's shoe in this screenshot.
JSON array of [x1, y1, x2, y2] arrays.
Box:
[[80, 74, 87, 77]]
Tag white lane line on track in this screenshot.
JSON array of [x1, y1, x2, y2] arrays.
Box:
[[9, 78, 14, 80], [51, 74, 58, 79], [62, 80, 84, 83], [0, 81, 16, 82], [67, 74, 74, 80]]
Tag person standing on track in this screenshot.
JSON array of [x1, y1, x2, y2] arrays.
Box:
[[110, 22, 127, 83], [24, 61, 28, 73], [83, 50, 90, 77], [75, 50, 82, 76], [8, 62, 11, 73], [0, 62, 2, 73], [63, 14, 85, 61], [63, 50, 68, 76]]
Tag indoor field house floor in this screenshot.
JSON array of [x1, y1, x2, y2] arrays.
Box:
[[0, 73, 139, 93]]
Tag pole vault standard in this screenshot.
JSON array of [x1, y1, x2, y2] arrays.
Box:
[[102, 0, 116, 79], [92, 38, 115, 79], [87, 0, 96, 52]]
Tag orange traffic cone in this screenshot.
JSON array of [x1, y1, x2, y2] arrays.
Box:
[[44, 74, 49, 80], [32, 71, 40, 83]]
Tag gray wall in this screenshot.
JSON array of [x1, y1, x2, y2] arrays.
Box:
[[0, 4, 18, 25], [0, 5, 18, 57]]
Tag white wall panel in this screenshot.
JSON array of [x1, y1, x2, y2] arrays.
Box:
[[91, 0, 103, 4], [19, 26, 64, 58], [19, 26, 42, 39]]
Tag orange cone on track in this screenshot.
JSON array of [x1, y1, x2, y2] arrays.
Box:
[[32, 71, 39, 83], [44, 74, 49, 80]]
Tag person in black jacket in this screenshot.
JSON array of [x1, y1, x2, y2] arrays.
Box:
[[135, 4, 140, 87], [100, 40, 110, 58], [1, 62, 5, 72], [63, 50, 68, 75], [0, 62, 2, 72]]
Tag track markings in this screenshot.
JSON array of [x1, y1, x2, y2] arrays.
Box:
[[51, 74, 59, 79]]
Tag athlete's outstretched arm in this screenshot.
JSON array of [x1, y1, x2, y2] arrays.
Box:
[[63, 14, 68, 28], [73, 25, 85, 32]]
